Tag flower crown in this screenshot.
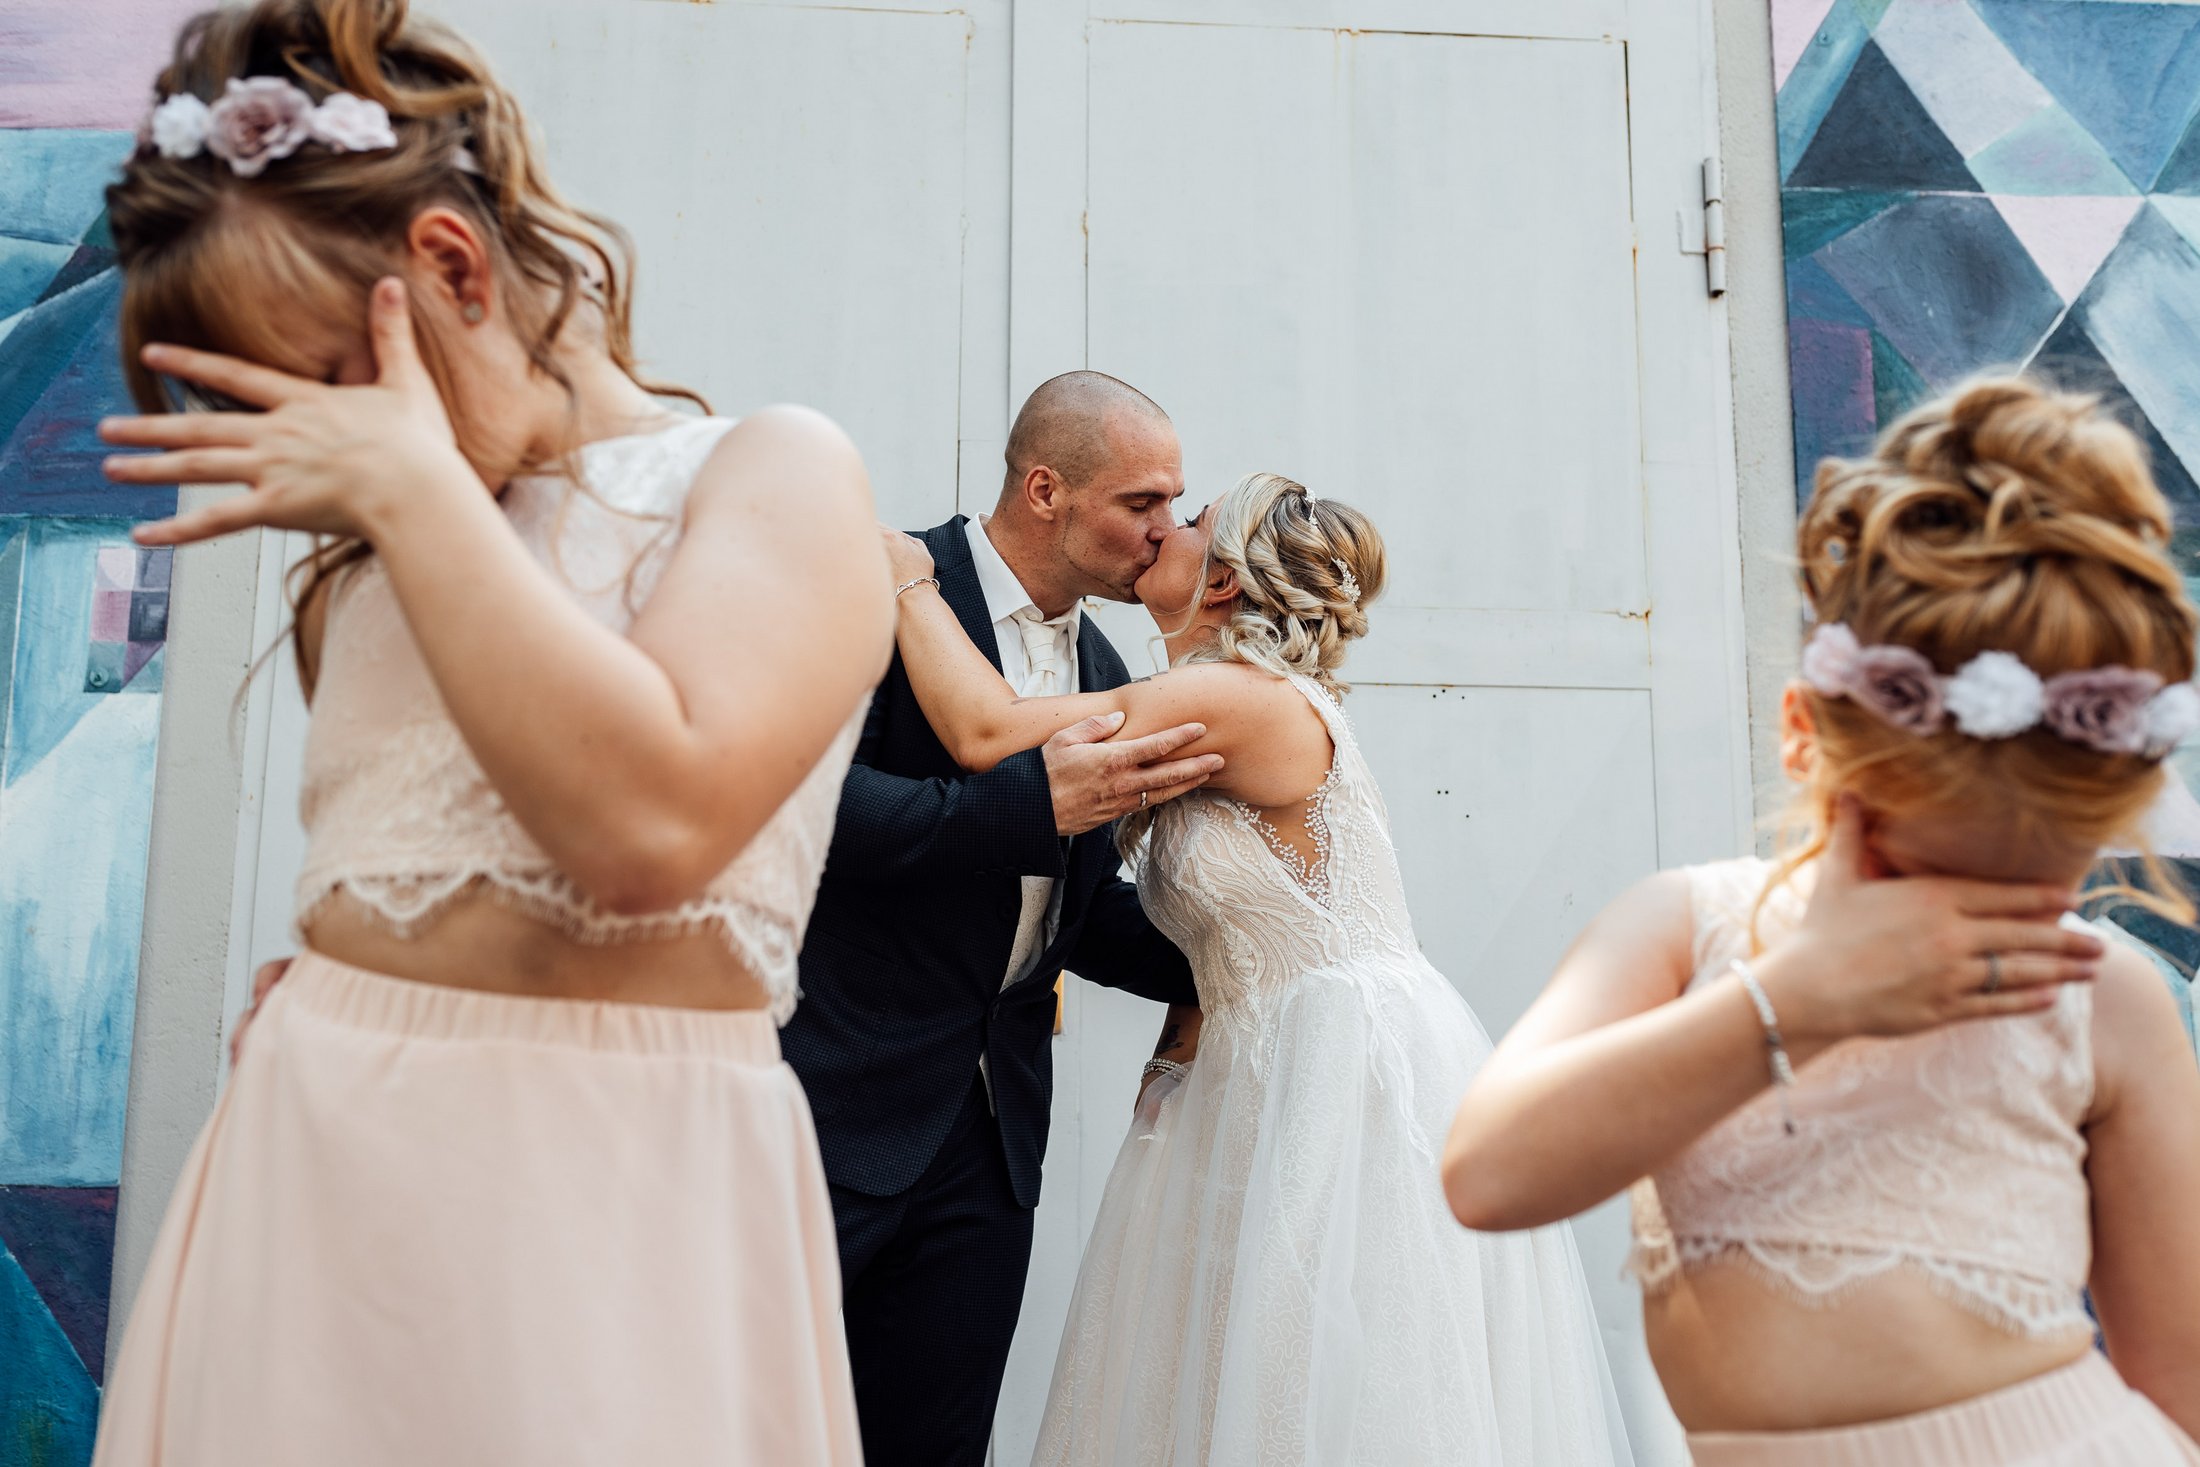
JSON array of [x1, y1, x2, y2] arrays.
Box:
[[144, 77, 397, 177], [1802, 622, 2200, 758]]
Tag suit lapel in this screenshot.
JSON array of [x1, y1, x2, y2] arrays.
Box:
[[925, 517, 1005, 675], [1075, 613, 1109, 694]]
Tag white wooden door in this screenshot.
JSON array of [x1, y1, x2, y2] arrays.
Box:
[[214, 4, 1740, 1463], [1002, 5, 1741, 1464]]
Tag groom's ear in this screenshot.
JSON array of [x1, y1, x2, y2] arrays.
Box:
[[1022, 464, 1066, 522], [1205, 564, 1239, 606]]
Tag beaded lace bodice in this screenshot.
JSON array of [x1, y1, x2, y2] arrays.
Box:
[[1626, 857, 2096, 1338], [1130, 675, 1424, 1036], [294, 417, 863, 1023]]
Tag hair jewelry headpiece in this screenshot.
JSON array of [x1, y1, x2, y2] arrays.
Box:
[[145, 77, 397, 177], [1802, 622, 2199, 758]]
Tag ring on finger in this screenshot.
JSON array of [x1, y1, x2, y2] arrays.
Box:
[[1138, 789, 1149, 811], [1982, 950, 2002, 995]]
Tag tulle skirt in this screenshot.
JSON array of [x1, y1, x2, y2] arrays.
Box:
[[1032, 957, 1633, 1465]]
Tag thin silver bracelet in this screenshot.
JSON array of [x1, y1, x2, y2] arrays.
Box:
[[1730, 957, 1798, 1136], [1142, 1058, 1189, 1082], [894, 575, 941, 599]]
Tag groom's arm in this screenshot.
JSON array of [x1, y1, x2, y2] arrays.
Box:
[[1065, 870, 1200, 1007], [829, 694, 1224, 884], [828, 690, 1066, 882]]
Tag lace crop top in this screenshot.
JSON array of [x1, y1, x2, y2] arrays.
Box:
[[294, 417, 864, 1022], [1625, 857, 2097, 1338]]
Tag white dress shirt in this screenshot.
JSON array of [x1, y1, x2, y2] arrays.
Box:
[[965, 516, 1081, 993]]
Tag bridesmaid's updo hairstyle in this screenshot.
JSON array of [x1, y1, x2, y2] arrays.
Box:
[[106, 0, 697, 686], [1771, 375, 2199, 924], [1181, 471, 1385, 699]]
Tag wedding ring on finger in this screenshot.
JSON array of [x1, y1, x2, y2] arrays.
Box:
[[1983, 950, 2003, 995]]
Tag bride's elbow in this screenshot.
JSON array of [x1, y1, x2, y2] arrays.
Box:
[[944, 722, 1017, 774]]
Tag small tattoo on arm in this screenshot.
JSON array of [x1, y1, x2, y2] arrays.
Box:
[[1152, 1022, 1187, 1060]]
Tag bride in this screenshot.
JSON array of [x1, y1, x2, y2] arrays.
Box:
[[883, 472, 1633, 1465]]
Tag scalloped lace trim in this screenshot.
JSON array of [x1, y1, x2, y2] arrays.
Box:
[[298, 867, 800, 1023], [1626, 1232, 2092, 1339]]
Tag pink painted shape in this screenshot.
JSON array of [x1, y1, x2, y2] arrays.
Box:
[[1773, 0, 1844, 90], [0, 0, 209, 129], [1988, 195, 2144, 305], [123, 639, 159, 686], [94, 547, 137, 590], [90, 589, 131, 642]]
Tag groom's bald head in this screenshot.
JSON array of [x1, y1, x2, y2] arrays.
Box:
[[1002, 371, 1172, 496], [993, 371, 1184, 609]]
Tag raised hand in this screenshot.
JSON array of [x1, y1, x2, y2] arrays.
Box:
[[101, 276, 477, 547], [1760, 797, 2104, 1043], [881, 525, 935, 586]]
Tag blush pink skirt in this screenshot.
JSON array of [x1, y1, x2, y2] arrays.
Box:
[[1687, 1353, 2200, 1466], [94, 952, 861, 1467]]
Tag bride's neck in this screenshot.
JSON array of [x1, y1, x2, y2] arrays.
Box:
[[1162, 620, 1224, 667]]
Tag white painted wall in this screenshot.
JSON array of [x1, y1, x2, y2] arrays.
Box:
[[117, 1, 1801, 1460]]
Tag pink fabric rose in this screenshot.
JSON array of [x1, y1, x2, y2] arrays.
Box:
[[309, 92, 398, 152], [2042, 668, 2164, 756], [1800, 623, 1862, 697], [1850, 645, 1946, 734], [206, 77, 314, 177]]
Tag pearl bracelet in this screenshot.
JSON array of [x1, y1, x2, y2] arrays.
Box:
[[1730, 958, 1798, 1136], [894, 575, 940, 599], [1142, 1058, 1188, 1083]]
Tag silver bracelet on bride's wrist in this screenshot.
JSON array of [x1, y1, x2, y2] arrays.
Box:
[[1730, 958, 1798, 1136], [894, 575, 940, 599], [1142, 1058, 1189, 1082]]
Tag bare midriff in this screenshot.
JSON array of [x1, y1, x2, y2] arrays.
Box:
[[303, 885, 774, 1012], [1646, 1260, 2093, 1432]]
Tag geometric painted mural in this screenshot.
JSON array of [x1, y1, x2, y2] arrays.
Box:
[[1774, 0, 2200, 990], [3, 2, 202, 1455]]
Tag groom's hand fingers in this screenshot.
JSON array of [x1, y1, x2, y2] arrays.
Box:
[[1107, 722, 1214, 768], [1130, 770, 1213, 812]]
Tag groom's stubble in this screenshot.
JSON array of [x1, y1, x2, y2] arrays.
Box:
[[995, 372, 1184, 615]]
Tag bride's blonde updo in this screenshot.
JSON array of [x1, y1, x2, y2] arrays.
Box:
[[1181, 472, 1386, 697], [1770, 374, 2198, 923]]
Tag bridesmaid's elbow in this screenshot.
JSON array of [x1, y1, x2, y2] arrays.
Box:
[[1442, 1120, 1529, 1233]]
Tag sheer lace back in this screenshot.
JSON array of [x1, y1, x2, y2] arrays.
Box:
[[1131, 674, 1422, 1033], [1626, 857, 2096, 1338], [294, 417, 864, 1022], [1229, 758, 1344, 908]]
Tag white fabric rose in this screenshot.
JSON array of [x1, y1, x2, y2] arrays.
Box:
[[1943, 651, 2045, 740], [148, 93, 213, 159], [2142, 683, 2200, 759]]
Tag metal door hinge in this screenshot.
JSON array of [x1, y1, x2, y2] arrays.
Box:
[[1676, 157, 1729, 299]]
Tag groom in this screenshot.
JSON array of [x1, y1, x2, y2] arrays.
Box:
[[783, 371, 1211, 1465]]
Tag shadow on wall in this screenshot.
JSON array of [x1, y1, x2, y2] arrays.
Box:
[[1771, 0, 2200, 1017]]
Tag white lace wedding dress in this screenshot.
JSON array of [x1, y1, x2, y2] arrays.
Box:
[[1032, 674, 1634, 1466]]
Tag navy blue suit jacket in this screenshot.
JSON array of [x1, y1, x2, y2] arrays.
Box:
[[782, 517, 1198, 1209]]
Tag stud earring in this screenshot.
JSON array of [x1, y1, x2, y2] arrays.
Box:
[[461, 300, 485, 324]]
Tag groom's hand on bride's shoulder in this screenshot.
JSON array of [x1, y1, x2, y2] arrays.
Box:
[[1043, 713, 1223, 837]]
